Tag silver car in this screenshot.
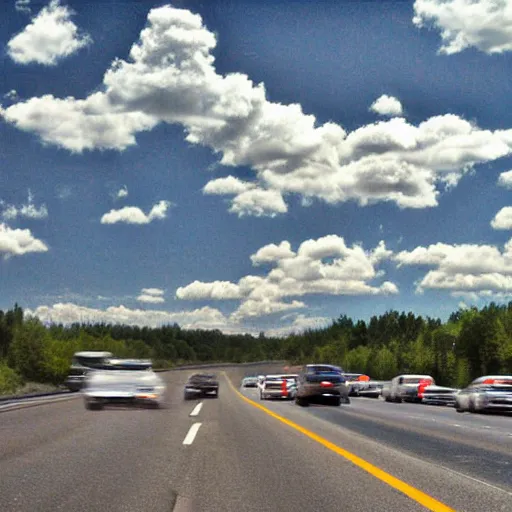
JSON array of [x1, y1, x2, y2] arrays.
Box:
[[420, 385, 458, 406], [82, 359, 166, 410], [455, 375, 512, 413]]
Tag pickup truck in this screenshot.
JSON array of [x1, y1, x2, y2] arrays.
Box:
[[184, 373, 219, 399], [294, 364, 349, 406]]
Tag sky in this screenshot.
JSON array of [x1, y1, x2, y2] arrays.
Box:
[[2, 0, 512, 336]]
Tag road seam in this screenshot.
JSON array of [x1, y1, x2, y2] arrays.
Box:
[[189, 402, 203, 417], [183, 423, 202, 445], [224, 372, 455, 512]]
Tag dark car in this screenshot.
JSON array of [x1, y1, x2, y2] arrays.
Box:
[[184, 373, 219, 399], [294, 364, 349, 406]]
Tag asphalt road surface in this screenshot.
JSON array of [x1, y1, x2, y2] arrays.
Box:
[[1, 365, 511, 512]]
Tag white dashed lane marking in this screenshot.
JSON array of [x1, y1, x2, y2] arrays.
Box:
[[189, 402, 203, 417], [183, 423, 202, 445]]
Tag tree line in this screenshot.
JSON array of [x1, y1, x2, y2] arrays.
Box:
[[1, 302, 511, 394]]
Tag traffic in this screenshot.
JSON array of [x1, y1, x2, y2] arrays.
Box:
[[245, 364, 512, 415]]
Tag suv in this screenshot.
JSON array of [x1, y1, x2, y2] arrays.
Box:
[[295, 364, 349, 406]]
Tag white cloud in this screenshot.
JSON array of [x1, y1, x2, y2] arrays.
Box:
[[396, 238, 512, 297], [0, 222, 48, 258], [370, 95, 403, 117], [4, 90, 19, 101], [137, 287, 165, 303], [116, 186, 128, 199], [101, 200, 171, 225], [1, 190, 48, 220], [15, 0, 31, 14], [498, 170, 512, 188], [177, 235, 397, 320], [491, 206, 512, 230], [3, 5, 512, 215], [8, 0, 92, 65], [25, 302, 235, 330], [266, 314, 331, 338], [413, 0, 512, 55]]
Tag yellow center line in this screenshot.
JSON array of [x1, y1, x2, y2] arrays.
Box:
[[223, 372, 455, 512]]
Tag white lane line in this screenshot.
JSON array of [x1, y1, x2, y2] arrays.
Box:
[[189, 402, 203, 417], [183, 423, 202, 445]]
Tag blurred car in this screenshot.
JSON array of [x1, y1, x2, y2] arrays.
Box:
[[420, 384, 458, 406], [184, 373, 219, 399], [295, 364, 349, 406], [259, 374, 297, 400], [358, 380, 386, 398], [241, 376, 258, 388], [455, 375, 512, 413], [385, 374, 435, 403], [82, 359, 165, 410], [344, 373, 371, 396], [65, 351, 114, 391]]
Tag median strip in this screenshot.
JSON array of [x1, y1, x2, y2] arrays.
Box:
[[183, 423, 202, 445], [224, 372, 455, 512]]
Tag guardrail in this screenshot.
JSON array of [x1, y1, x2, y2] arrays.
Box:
[[0, 361, 287, 403]]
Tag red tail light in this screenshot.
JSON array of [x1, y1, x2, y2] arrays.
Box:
[[321, 381, 334, 388], [281, 380, 288, 397]]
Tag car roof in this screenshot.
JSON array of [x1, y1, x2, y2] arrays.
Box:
[[396, 374, 433, 379], [74, 351, 114, 358]]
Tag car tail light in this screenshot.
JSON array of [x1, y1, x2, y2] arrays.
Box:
[[321, 381, 334, 388]]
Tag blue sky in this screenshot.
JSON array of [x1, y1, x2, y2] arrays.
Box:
[[2, 0, 512, 335]]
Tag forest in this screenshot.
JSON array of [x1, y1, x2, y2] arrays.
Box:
[[1, 302, 511, 395]]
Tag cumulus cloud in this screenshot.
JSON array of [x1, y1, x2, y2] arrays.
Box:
[[25, 302, 237, 331], [370, 95, 403, 117], [396, 238, 512, 297], [266, 314, 331, 338], [491, 207, 512, 230], [0, 222, 48, 258], [413, 0, 512, 55], [2, 6, 512, 215], [137, 287, 165, 303], [177, 235, 397, 320], [101, 200, 171, 225], [1, 190, 48, 220], [498, 170, 512, 188], [8, 0, 92, 65]]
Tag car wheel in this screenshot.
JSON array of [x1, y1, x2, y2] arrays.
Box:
[[384, 396, 392, 402], [85, 400, 102, 411], [468, 399, 476, 413], [455, 402, 465, 413], [332, 397, 341, 406], [295, 396, 308, 407], [215, 390, 219, 398], [394, 396, 402, 403]]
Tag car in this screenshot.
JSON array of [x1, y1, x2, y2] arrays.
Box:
[[344, 373, 371, 396], [82, 359, 165, 410], [385, 374, 435, 403], [259, 374, 298, 400], [184, 373, 219, 399], [241, 376, 258, 388], [358, 380, 386, 398], [64, 351, 114, 391], [294, 364, 349, 406], [455, 375, 512, 413], [420, 384, 458, 406]]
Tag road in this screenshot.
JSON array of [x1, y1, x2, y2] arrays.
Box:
[[0, 366, 510, 512]]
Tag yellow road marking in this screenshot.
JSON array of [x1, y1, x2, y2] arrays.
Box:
[[224, 372, 455, 512]]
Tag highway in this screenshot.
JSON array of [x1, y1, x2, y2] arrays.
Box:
[[1, 366, 511, 512]]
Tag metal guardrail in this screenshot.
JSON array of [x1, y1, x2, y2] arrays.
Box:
[[0, 361, 286, 403]]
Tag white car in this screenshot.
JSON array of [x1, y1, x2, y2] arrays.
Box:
[[259, 374, 298, 400], [455, 375, 512, 413], [385, 374, 435, 403], [82, 359, 166, 410]]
